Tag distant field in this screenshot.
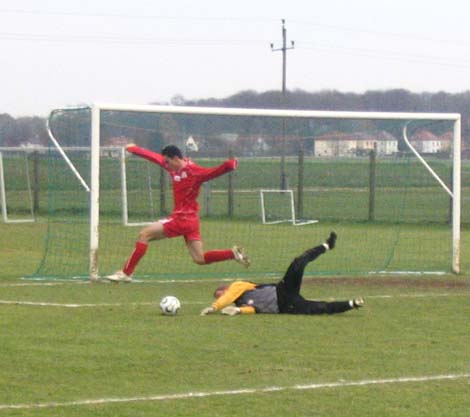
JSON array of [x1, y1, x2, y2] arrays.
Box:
[[3, 155, 466, 222], [1, 157, 467, 279], [0, 220, 456, 280], [2, 153, 465, 279], [1, 155, 456, 190]]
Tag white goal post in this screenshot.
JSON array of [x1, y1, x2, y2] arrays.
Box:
[[46, 103, 460, 278], [260, 189, 318, 226]]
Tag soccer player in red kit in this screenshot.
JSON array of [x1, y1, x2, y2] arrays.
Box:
[[106, 144, 250, 282]]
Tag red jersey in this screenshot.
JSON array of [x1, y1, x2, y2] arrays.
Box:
[[126, 145, 237, 215]]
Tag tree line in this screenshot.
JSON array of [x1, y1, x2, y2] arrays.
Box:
[[185, 88, 470, 145], [1, 89, 469, 148]]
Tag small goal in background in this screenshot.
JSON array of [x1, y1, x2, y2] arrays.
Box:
[[259, 189, 318, 226]]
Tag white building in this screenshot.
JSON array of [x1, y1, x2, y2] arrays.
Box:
[[375, 131, 398, 155], [314, 131, 398, 157], [438, 132, 453, 153], [409, 130, 441, 154]]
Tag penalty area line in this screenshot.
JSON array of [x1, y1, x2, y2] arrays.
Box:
[[0, 300, 206, 308], [366, 292, 470, 299], [0, 373, 469, 411]]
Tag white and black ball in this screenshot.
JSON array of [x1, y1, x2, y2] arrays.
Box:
[[159, 296, 181, 316]]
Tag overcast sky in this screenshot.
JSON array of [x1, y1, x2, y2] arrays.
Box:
[[2, 0, 470, 117]]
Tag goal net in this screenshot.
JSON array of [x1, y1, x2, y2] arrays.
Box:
[[260, 189, 317, 226], [31, 104, 461, 280], [121, 147, 167, 226], [0, 148, 35, 223]]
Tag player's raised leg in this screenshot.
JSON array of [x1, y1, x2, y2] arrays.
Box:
[[106, 221, 167, 282], [186, 240, 250, 267]]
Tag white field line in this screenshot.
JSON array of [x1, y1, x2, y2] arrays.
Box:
[[0, 300, 206, 308], [0, 292, 469, 308], [0, 300, 151, 308], [2, 277, 237, 288], [16, 276, 470, 287], [0, 373, 468, 411], [0, 282, 89, 287], [365, 293, 470, 299], [17, 277, 238, 285]]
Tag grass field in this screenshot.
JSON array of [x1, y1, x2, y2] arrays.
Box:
[[1, 153, 469, 415], [2, 154, 466, 277], [14, 220, 457, 279], [0, 223, 469, 416]]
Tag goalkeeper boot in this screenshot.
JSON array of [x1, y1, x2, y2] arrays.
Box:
[[105, 270, 132, 283], [325, 231, 337, 250], [352, 297, 364, 308], [232, 246, 251, 267]]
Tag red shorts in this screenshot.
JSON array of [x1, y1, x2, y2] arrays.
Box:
[[160, 214, 201, 242]]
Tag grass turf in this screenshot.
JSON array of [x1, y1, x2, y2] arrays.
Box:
[[0, 222, 469, 416], [0, 280, 469, 416]]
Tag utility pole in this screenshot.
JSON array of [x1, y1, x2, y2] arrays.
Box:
[[271, 19, 295, 190]]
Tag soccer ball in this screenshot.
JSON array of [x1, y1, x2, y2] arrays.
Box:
[[159, 296, 181, 316]]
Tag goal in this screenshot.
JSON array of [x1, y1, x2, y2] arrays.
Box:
[[120, 146, 166, 227], [0, 149, 35, 223], [32, 104, 461, 280], [260, 189, 317, 226]]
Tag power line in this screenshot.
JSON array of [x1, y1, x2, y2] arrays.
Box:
[[300, 42, 470, 69], [1, 30, 470, 71], [270, 19, 295, 99], [0, 8, 277, 23], [1, 9, 469, 49], [0, 32, 267, 46], [270, 19, 295, 190], [290, 18, 470, 48]]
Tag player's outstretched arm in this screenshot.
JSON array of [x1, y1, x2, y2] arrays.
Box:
[[198, 158, 238, 182], [125, 144, 167, 168]]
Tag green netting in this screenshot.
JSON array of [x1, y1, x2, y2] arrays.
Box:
[[0, 150, 35, 222], [29, 109, 457, 279]]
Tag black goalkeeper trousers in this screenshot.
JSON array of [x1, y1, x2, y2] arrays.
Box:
[[276, 244, 353, 315]]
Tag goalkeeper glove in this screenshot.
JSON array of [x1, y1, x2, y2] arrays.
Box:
[[221, 306, 241, 316], [200, 306, 216, 316]]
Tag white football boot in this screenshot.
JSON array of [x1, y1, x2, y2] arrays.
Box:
[[352, 298, 364, 308], [232, 246, 250, 268], [105, 270, 132, 283]]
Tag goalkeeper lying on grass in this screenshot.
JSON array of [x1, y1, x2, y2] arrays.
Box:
[[201, 232, 364, 316]]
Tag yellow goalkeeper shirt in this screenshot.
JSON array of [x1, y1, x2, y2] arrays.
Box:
[[212, 281, 257, 314]]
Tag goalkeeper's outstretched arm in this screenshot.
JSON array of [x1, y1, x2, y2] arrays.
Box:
[[200, 281, 256, 315]]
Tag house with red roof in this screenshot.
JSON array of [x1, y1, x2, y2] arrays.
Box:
[[409, 129, 449, 154], [314, 131, 398, 157]]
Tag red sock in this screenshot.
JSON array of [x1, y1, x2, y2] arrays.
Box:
[[203, 249, 234, 264], [123, 241, 148, 275]]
